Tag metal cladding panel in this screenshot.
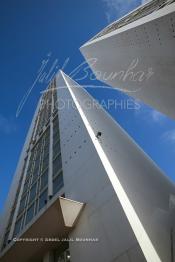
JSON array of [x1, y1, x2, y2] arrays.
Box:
[[80, 3, 175, 119], [56, 72, 146, 262], [60, 72, 175, 262]]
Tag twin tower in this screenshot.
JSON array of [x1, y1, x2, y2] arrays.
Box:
[[0, 1, 175, 262]]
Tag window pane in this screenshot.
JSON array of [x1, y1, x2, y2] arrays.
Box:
[[53, 155, 62, 176], [65, 250, 71, 262], [25, 168, 32, 179], [54, 248, 70, 262], [18, 194, 28, 214], [53, 132, 59, 143], [35, 151, 41, 163], [43, 145, 49, 159], [37, 140, 43, 152], [25, 204, 35, 225], [53, 126, 59, 135], [33, 159, 40, 173], [53, 172, 63, 195], [40, 169, 48, 191], [44, 139, 50, 148], [28, 183, 37, 204], [31, 169, 39, 184], [38, 190, 47, 211], [53, 118, 59, 126], [23, 176, 31, 194], [42, 160, 49, 173], [13, 216, 23, 237], [45, 129, 50, 138], [53, 141, 60, 157], [45, 134, 50, 145]]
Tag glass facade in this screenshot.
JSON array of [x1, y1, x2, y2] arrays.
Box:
[[92, 0, 175, 40], [1, 79, 64, 250], [55, 249, 71, 262], [54, 243, 70, 262]]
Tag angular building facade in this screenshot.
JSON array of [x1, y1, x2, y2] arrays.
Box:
[[0, 71, 175, 262], [80, 0, 175, 119]]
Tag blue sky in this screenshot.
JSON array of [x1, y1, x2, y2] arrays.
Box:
[[0, 0, 175, 213]]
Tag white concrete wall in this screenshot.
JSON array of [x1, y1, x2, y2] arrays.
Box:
[[56, 72, 175, 262], [81, 3, 175, 119], [56, 73, 147, 262]]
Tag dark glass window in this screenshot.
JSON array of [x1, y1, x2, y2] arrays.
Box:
[[35, 152, 41, 163], [45, 130, 50, 139], [53, 123, 59, 132], [53, 132, 60, 143], [37, 140, 43, 152], [23, 181, 29, 194], [44, 134, 50, 145], [38, 189, 47, 211], [65, 250, 71, 262], [53, 154, 62, 176], [25, 168, 32, 179], [33, 158, 40, 173], [13, 216, 23, 237], [53, 172, 63, 195], [31, 169, 39, 184], [54, 246, 70, 262], [18, 194, 28, 214], [53, 141, 61, 157], [28, 183, 37, 204], [27, 161, 32, 172], [25, 204, 35, 225], [43, 142, 49, 155], [42, 156, 49, 172], [40, 169, 48, 190], [53, 117, 59, 126], [43, 145, 49, 159]]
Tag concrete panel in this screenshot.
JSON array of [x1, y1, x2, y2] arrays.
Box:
[[81, 3, 175, 119], [56, 73, 146, 262], [59, 72, 175, 262]]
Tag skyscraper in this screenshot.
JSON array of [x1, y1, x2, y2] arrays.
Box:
[[80, 0, 175, 119], [0, 71, 174, 262], [0, 76, 84, 262]]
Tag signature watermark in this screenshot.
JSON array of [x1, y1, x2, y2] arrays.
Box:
[[41, 97, 140, 111], [13, 237, 99, 242], [16, 52, 70, 117], [16, 52, 154, 117], [70, 57, 154, 85]]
